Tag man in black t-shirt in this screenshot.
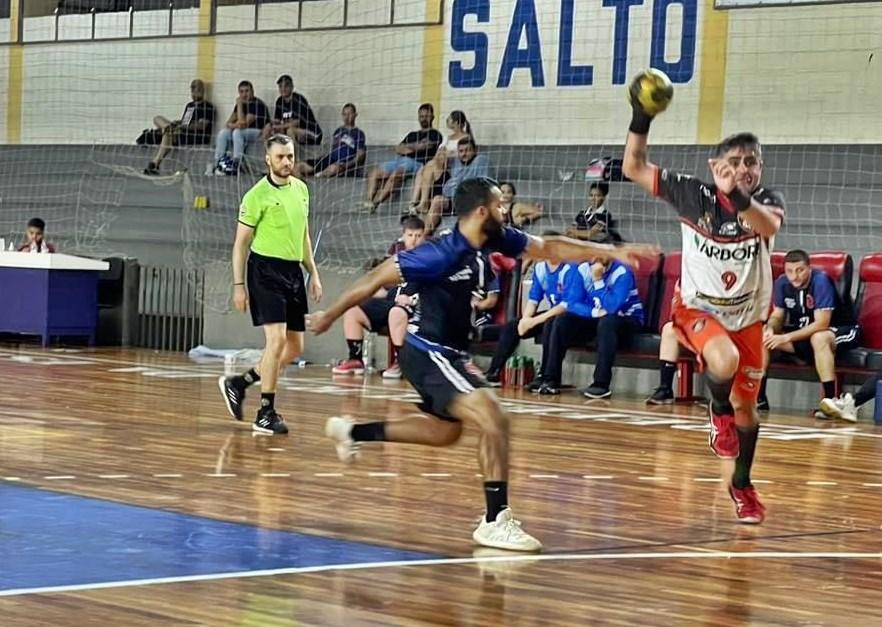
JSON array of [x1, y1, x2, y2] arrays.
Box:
[[361, 103, 443, 213], [265, 74, 323, 146], [211, 80, 271, 176], [143, 79, 215, 175]]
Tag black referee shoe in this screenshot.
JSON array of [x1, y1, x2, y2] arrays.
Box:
[[253, 407, 289, 435], [218, 376, 246, 421]]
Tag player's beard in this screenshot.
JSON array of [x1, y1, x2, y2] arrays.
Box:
[[481, 213, 504, 239]]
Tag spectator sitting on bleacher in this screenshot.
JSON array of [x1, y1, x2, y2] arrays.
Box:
[[18, 217, 56, 253], [484, 231, 580, 385], [209, 80, 271, 176], [567, 182, 622, 243], [142, 79, 215, 176], [296, 103, 366, 179], [422, 138, 490, 234], [362, 103, 443, 213], [761, 249, 860, 412], [265, 74, 323, 147], [535, 258, 644, 398], [408, 110, 472, 213], [331, 216, 426, 379], [819, 369, 881, 422], [500, 181, 544, 228]]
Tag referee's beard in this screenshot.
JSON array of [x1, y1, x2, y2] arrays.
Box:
[[269, 163, 293, 182]]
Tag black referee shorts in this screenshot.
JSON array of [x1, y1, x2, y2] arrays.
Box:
[[788, 325, 860, 363], [246, 252, 308, 330], [398, 343, 485, 422]]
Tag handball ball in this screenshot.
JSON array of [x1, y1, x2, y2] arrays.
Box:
[[628, 69, 674, 116]]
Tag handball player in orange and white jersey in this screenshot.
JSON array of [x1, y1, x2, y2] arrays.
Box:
[[623, 77, 784, 524]]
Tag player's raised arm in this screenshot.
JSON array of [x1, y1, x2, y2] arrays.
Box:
[[524, 234, 656, 269], [308, 256, 402, 334], [622, 69, 674, 195]]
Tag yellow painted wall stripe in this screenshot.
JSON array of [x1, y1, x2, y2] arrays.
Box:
[[196, 0, 216, 89], [696, 0, 729, 144], [6, 0, 23, 144], [419, 0, 444, 111]]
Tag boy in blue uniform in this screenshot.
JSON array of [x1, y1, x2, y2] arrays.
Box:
[[309, 177, 650, 551], [483, 231, 582, 385], [534, 258, 644, 398]]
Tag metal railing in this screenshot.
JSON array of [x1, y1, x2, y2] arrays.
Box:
[[138, 265, 204, 351]]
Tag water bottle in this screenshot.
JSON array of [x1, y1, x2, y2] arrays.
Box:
[[363, 332, 375, 374], [0, 238, 5, 252], [874, 380, 882, 425], [524, 357, 535, 387]]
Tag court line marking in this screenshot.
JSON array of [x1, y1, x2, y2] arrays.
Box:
[[97, 474, 130, 479], [3, 550, 882, 598], [3, 348, 876, 434], [260, 473, 291, 478], [582, 475, 614, 479], [43, 475, 76, 480]]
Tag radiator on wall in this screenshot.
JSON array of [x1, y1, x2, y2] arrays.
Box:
[[138, 266, 204, 352]]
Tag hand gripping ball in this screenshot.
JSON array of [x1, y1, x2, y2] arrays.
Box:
[[628, 69, 674, 117]]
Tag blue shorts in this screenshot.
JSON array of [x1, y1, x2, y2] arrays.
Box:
[[381, 155, 422, 176]]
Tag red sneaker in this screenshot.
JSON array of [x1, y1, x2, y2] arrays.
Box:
[[708, 407, 739, 459], [728, 485, 766, 524], [332, 359, 365, 375]]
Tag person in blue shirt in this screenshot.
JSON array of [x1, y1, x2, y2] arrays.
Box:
[[483, 231, 581, 384], [762, 249, 859, 410], [423, 137, 490, 234], [309, 177, 651, 552], [296, 103, 367, 179], [536, 258, 644, 398]]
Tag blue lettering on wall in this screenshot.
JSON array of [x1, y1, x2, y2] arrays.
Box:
[[498, 0, 545, 88], [650, 0, 697, 83], [447, 0, 697, 89], [557, 0, 593, 86], [603, 0, 644, 85], [449, 0, 490, 88]]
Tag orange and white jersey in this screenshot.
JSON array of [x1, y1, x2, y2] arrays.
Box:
[[655, 168, 785, 331]]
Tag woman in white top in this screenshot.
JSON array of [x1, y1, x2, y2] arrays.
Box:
[[409, 110, 472, 212]]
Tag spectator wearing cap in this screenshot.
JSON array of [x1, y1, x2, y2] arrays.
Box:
[[295, 103, 366, 179], [18, 217, 56, 253], [265, 74, 323, 146]]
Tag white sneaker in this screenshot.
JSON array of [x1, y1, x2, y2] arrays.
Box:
[[819, 393, 857, 422], [472, 509, 542, 552], [204, 163, 216, 176], [325, 415, 360, 462], [382, 363, 402, 379]]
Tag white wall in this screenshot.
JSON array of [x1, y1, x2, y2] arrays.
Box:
[[723, 3, 882, 143], [5, 0, 882, 146]]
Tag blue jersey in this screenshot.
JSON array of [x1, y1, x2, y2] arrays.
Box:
[[773, 268, 849, 329], [568, 260, 645, 325], [397, 226, 529, 352], [529, 262, 572, 307]]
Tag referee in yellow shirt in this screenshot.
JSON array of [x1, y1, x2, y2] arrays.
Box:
[[219, 134, 322, 435]]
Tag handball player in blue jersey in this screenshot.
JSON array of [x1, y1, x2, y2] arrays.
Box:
[[309, 177, 652, 551]]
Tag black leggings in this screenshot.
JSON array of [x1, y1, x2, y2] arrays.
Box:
[[488, 318, 552, 376]]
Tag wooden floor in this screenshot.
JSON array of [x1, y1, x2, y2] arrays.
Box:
[[2, 346, 882, 626]]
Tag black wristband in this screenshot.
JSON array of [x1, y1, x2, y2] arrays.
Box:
[[629, 108, 652, 135], [233, 282, 244, 286], [728, 188, 752, 212]]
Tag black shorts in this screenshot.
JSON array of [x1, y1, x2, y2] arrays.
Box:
[[788, 325, 860, 363], [399, 342, 485, 422], [360, 298, 394, 333], [246, 252, 307, 330]]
